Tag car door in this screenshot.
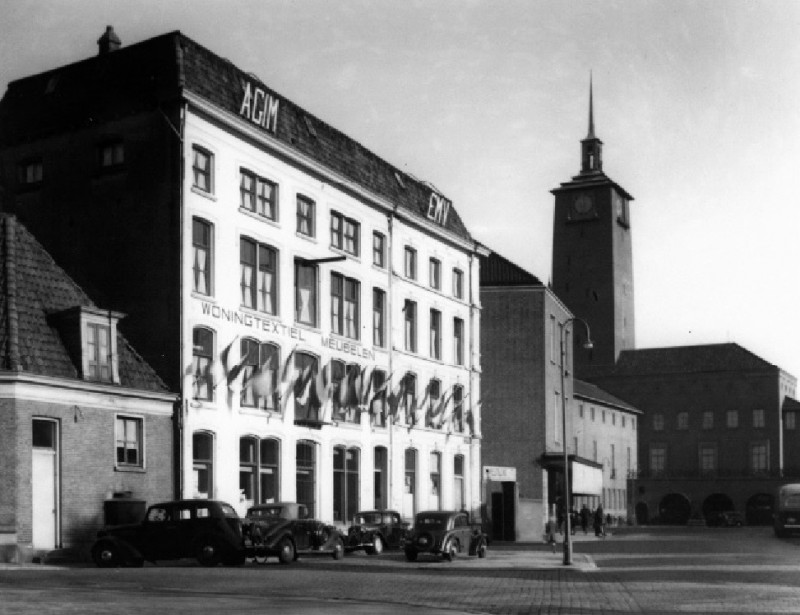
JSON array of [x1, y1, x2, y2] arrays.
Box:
[[141, 504, 179, 560], [453, 513, 471, 552]]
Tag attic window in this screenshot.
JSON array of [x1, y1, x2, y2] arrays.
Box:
[[303, 115, 317, 137], [394, 172, 406, 189], [45, 76, 59, 94]]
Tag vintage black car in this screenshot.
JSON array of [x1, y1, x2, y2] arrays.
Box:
[[404, 510, 488, 562], [346, 509, 409, 554], [91, 499, 245, 567], [244, 502, 344, 564]]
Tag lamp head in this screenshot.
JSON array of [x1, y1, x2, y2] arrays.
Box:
[[582, 339, 594, 350]]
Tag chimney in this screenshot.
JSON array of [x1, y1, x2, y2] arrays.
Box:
[[97, 26, 121, 55]]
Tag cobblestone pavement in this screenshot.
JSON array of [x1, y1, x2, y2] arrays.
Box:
[[1, 527, 799, 614]]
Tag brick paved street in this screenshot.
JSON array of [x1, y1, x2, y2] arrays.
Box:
[[1, 526, 799, 614]]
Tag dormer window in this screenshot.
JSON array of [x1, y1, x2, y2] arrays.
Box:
[[98, 140, 125, 170]]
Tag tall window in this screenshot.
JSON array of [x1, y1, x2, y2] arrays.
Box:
[[372, 232, 386, 268], [430, 451, 441, 509], [753, 408, 765, 428], [240, 169, 277, 220], [787, 411, 797, 430], [193, 432, 214, 498], [19, 159, 43, 185], [192, 218, 212, 296], [296, 194, 315, 237], [192, 146, 213, 193], [99, 140, 124, 169], [677, 412, 689, 430], [650, 445, 666, 475], [751, 442, 768, 474], [702, 411, 714, 430], [430, 309, 441, 360], [727, 410, 739, 428], [240, 238, 278, 314], [374, 446, 388, 509], [370, 370, 388, 427], [331, 273, 360, 339], [453, 318, 464, 365], [86, 322, 112, 382], [453, 455, 465, 510], [452, 385, 464, 433], [402, 372, 417, 425], [404, 246, 417, 280], [429, 258, 441, 290], [453, 268, 464, 299], [373, 288, 386, 348], [240, 340, 279, 411], [192, 327, 214, 401], [425, 379, 441, 428], [404, 448, 417, 516], [296, 440, 317, 517], [331, 211, 360, 256], [294, 353, 320, 422], [115, 416, 142, 467], [260, 438, 280, 504], [332, 360, 361, 424], [653, 413, 664, 431], [240, 437, 258, 509], [295, 260, 318, 326], [699, 443, 717, 474], [333, 446, 360, 523], [404, 300, 417, 352]]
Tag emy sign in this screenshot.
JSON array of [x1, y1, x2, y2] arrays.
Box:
[[426, 192, 451, 227], [239, 81, 280, 133]]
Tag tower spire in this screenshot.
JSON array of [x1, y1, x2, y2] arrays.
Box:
[[587, 72, 595, 139], [580, 73, 603, 175]]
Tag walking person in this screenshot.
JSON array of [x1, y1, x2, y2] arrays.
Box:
[[594, 504, 605, 537], [580, 505, 590, 535]]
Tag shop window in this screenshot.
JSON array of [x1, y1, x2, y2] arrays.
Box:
[[333, 446, 360, 523]]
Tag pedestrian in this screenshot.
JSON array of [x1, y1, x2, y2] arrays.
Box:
[[594, 505, 605, 537], [580, 505, 590, 534], [570, 509, 579, 535], [545, 517, 557, 553]]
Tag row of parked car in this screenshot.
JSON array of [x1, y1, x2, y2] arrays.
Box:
[[91, 499, 488, 567]]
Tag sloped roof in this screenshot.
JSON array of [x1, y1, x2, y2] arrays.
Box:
[[612, 343, 780, 376], [0, 30, 472, 243], [0, 214, 169, 392], [782, 397, 800, 413], [479, 250, 544, 287], [573, 378, 640, 414]]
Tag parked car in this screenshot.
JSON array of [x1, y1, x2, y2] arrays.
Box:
[[346, 509, 410, 554], [404, 510, 488, 562], [243, 502, 344, 564], [774, 483, 800, 537], [91, 499, 245, 567], [706, 510, 744, 527]]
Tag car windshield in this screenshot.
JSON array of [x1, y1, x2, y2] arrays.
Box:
[[355, 513, 382, 525], [248, 507, 284, 519], [785, 495, 800, 507], [415, 515, 447, 530], [220, 503, 238, 518]]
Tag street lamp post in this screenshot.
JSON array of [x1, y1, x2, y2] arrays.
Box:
[[558, 317, 593, 566]]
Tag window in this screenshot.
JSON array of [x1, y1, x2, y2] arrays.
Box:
[[294, 353, 321, 422], [453, 455, 465, 510], [370, 370, 388, 427], [452, 385, 464, 433], [296, 194, 315, 237], [240, 238, 278, 314], [240, 437, 257, 508], [727, 410, 739, 429], [193, 432, 214, 498], [590, 406, 595, 421], [333, 446, 360, 523], [86, 322, 112, 382], [429, 258, 441, 290], [430, 309, 441, 360], [240, 340, 279, 411], [404, 300, 417, 352], [751, 442, 769, 474], [453, 318, 464, 365], [331, 211, 360, 256], [653, 413, 664, 431], [579, 404, 584, 419], [331, 273, 360, 339], [753, 408, 765, 428], [192, 218, 213, 296], [650, 445, 666, 475], [373, 288, 386, 348], [677, 412, 689, 430], [332, 361, 361, 424], [192, 327, 214, 401], [402, 373, 417, 425], [115, 416, 142, 467], [425, 379, 441, 428], [430, 452, 441, 509], [787, 411, 797, 430], [453, 268, 464, 299], [372, 232, 386, 268], [19, 159, 43, 185], [404, 247, 417, 280], [602, 410, 606, 423], [699, 443, 717, 474], [260, 438, 280, 504], [192, 146, 213, 193], [99, 140, 124, 169], [592, 440, 598, 462], [549, 315, 557, 362], [374, 446, 388, 509], [240, 169, 278, 220], [404, 449, 417, 512], [295, 260, 318, 326], [296, 440, 317, 517], [702, 411, 714, 430]]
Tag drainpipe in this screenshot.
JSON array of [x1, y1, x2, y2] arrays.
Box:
[[387, 208, 396, 510]]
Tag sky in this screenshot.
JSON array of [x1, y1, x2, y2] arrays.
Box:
[[2, 0, 800, 380]]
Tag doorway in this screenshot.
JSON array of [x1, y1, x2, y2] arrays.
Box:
[[32, 419, 59, 549], [490, 481, 516, 541]]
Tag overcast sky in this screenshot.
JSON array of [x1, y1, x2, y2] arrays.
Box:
[[2, 0, 800, 380]]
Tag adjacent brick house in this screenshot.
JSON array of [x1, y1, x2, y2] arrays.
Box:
[[0, 214, 175, 562]]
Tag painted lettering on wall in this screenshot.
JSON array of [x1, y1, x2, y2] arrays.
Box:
[[239, 81, 280, 133], [321, 337, 375, 361], [200, 301, 306, 341], [426, 192, 451, 227]]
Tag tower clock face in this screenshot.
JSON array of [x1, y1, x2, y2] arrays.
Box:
[[572, 193, 595, 217]]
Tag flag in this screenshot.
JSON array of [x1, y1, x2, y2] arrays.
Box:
[[356, 366, 374, 407], [429, 387, 453, 429], [368, 370, 393, 419], [315, 362, 334, 422], [466, 400, 481, 435], [388, 375, 406, 421], [248, 355, 275, 399]]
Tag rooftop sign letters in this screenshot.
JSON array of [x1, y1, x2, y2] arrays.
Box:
[[426, 192, 451, 227], [239, 81, 280, 133]]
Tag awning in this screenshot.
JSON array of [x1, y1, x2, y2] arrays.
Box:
[[539, 453, 604, 496]]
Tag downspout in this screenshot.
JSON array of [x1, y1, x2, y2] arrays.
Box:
[[176, 99, 186, 500], [387, 208, 396, 509]]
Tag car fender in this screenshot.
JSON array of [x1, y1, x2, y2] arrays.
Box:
[[261, 526, 295, 550]]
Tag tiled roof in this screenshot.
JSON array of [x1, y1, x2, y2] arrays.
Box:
[[612, 343, 780, 376], [573, 378, 640, 414], [783, 396, 800, 412], [0, 31, 472, 243], [479, 250, 543, 287], [0, 214, 169, 392]]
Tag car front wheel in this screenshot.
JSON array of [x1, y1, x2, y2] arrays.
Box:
[[92, 541, 121, 568], [195, 538, 222, 567], [277, 538, 295, 564]]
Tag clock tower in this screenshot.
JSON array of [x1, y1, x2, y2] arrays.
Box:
[[551, 79, 635, 377]]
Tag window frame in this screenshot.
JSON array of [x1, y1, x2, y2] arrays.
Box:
[[192, 218, 213, 296], [191, 145, 214, 194], [98, 139, 125, 171], [372, 232, 386, 268], [429, 309, 441, 360], [453, 317, 464, 366], [404, 299, 417, 353], [429, 258, 441, 290], [404, 246, 417, 280], [373, 288, 386, 348], [331, 272, 360, 339], [115, 414, 144, 469], [330, 211, 360, 257], [296, 194, 316, 237], [453, 268, 464, 299], [192, 327, 215, 401], [18, 158, 43, 186], [295, 259, 318, 327], [240, 236, 278, 315]]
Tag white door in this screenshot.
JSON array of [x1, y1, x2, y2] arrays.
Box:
[[32, 420, 58, 549]]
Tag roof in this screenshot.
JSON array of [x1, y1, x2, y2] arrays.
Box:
[[479, 250, 544, 287], [0, 30, 473, 243], [0, 214, 169, 392], [783, 397, 800, 413], [573, 378, 640, 414], [610, 343, 782, 376]]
